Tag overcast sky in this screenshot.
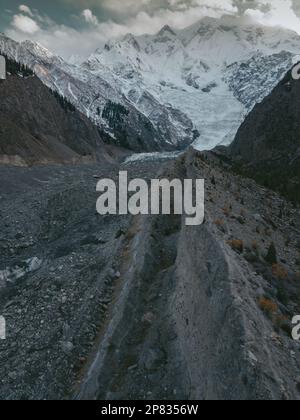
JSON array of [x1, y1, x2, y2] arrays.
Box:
[[1, 1, 300, 58]]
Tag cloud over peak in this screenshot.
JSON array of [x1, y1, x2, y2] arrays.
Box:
[[82, 9, 98, 25], [12, 14, 40, 34], [4, 1, 300, 58], [19, 4, 34, 17]]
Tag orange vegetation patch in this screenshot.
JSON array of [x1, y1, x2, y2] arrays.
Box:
[[227, 239, 244, 253], [272, 264, 288, 280], [259, 298, 278, 315]]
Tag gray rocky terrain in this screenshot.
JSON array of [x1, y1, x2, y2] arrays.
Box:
[[76, 150, 300, 400], [0, 149, 299, 400]]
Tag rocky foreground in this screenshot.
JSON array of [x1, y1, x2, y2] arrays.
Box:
[[0, 149, 299, 400]]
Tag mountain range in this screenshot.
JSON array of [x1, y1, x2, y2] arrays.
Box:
[[1, 60, 300, 398], [1, 15, 300, 152], [1, 17, 300, 400]]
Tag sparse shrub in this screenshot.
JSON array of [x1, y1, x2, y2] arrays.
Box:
[[125, 225, 140, 241], [275, 315, 291, 336], [272, 264, 288, 280], [194, 160, 202, 169], [265, 242, 277, 265], [277, 286, 288, 306], [227, 239, 244, 253], [240, 209, 246, 218], [237, 216, 246, 225], [244, 250, 259, 263], [259, 298, 278, 316], [264, 228, 272, 237], [251, 241, 260, 256], [222, 207, 231, 217]]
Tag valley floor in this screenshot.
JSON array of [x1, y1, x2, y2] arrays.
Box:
[[0, 151, 300, 400]]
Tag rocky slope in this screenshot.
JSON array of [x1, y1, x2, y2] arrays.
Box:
[[1, 149, 299, 400], [229, 63, 300, 203], [0, 58, 113, 166], [75, 151, 300, 401]]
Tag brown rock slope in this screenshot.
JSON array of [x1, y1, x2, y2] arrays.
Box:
[[0, 74, 110, 166]]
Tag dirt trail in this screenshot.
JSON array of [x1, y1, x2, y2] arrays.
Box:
[[77, 211, 187, 400]]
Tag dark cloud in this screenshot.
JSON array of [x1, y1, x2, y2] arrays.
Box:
[[1, 1, 300, 58]]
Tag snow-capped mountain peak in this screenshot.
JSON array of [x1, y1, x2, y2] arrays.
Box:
[[158, 25, 176, 35], [122, 33, 141, 51], [156, 25, 177, 40], [20, 40, 55, 60], [84, 15, 300, 149]]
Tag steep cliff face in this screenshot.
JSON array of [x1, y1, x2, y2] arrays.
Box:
[[229, 64, 300, 202], [0, 72, 109, 166]]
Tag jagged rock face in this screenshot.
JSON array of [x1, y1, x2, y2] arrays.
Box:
[[230, 65, 300, 202], [0, 73, 107, 165], [225, 51, 295, 111]]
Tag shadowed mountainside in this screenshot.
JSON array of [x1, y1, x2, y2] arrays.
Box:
[[229, 64, 300, 202], [0, 72, 112, 166]]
